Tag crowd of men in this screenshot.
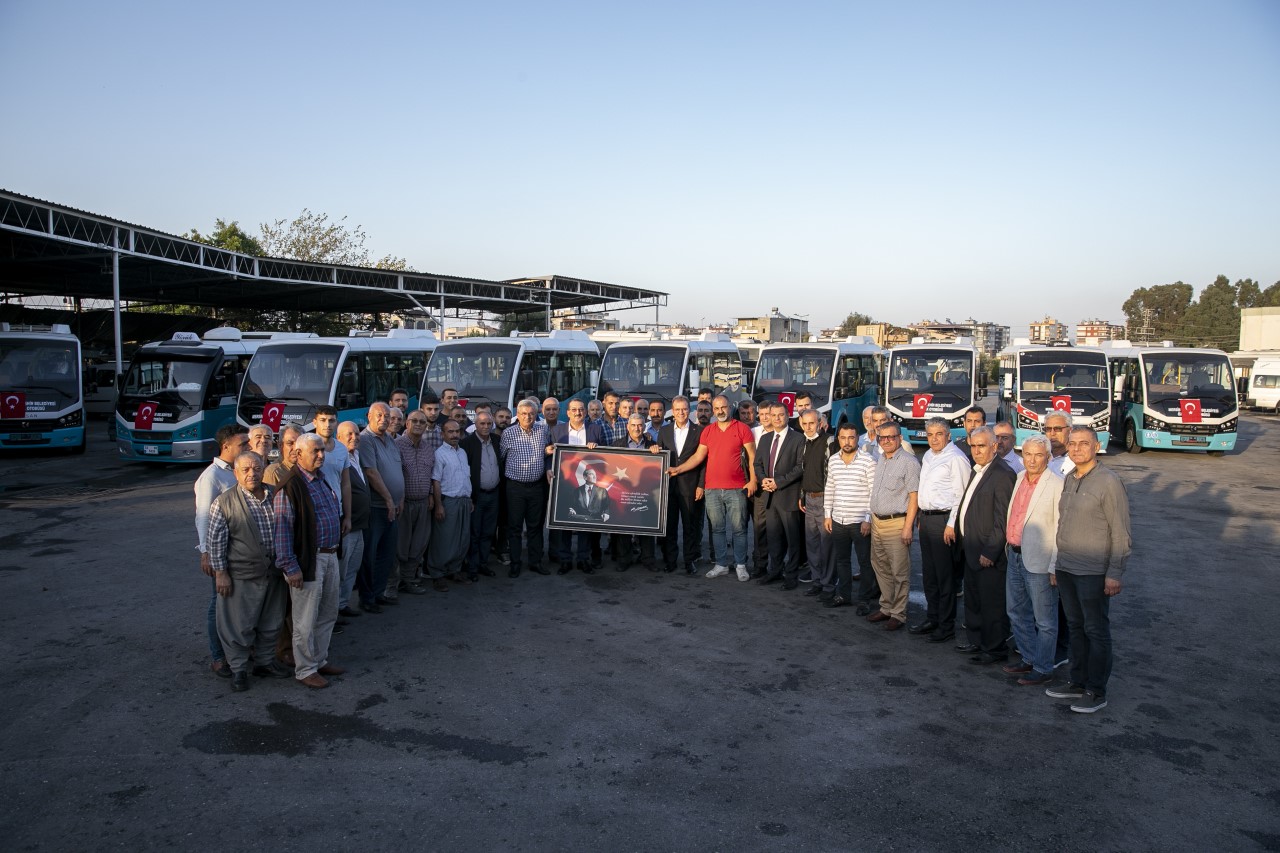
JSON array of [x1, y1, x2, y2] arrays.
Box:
[[195, 387, 1131, 713]]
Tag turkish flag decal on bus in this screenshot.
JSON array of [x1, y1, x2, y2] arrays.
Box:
[[1, 392, 25, 418], [911, 393, 933, 418], [1050, 395, 1072, 414], [1180, 399, 1202, 423], [458, 398, 469, 409], [261, 401, 287, 432], [134, 401, 158, 430], [777, 392, 796, 416]]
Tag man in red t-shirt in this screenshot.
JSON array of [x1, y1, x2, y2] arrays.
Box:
[[669, 396, 758, 581]]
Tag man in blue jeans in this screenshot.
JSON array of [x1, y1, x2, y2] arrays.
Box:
[[1048, 426, 1131, 714], [1002, 434, 1064, 686]]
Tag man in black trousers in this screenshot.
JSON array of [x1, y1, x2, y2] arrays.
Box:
[[956, 426, 1016, 664], [754, 402, 806, 590], [654, 395, 705, 575]]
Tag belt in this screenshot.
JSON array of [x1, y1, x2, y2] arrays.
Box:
[[317, 546, 339, 554], [874, 512, 906, 521], [510, 478, 542, 485], [1009, 544, 1022, 554], [805, 491, 824, 498], [919, 508, 952, 516], [479, 486, 499, 494], [405, 496, 429, 502]]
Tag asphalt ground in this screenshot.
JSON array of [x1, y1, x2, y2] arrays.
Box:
[[1, 413, 1278, 851]]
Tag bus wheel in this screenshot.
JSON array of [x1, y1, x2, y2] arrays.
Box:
[[71, 434, 87, 455], [1124, 420, 1143, 454]]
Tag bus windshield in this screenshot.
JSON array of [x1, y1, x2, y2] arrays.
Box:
[[0, 339, 80, 408], [121, 354, 217, 413], [886, 349, 974, 408], [241, 343, 343, 410], [1143, 353, 1236, 411], [1018, 353, 1108, 409], [599, 346, 684, 404], [425, 342, 519, 408], [753, 347, 833, 408]]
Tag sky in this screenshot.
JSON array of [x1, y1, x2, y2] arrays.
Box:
[[2, 1, 1278, 336]]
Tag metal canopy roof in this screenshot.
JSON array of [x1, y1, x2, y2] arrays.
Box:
[[0, 190, 667, 317]]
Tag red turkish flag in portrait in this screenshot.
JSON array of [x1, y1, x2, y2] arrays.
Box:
[[134, 401, 158, 430], [1050, 395, 1072, 414], [777, 392, 796, 416], [911, 393, 934, 418], [1180, 399, 1202, 423], [261, 401, 287, 432], [1, 392, 25, 418]]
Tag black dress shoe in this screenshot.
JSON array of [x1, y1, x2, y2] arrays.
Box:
[[529, 564, 551, 576], [908, 620, 939, 635], [855, 602, 873, 616], [508, 567, 521, 578], [253, 661, 293, 679], [804, 586, 824, 597], [818, 590, 836, 602], [360, 601, 383, 614], [337, 606, 362, 618], [824, 595, 851, 608], [927, 631, 956, 643], [478, 567, 496, 577], [757, 574, 782, 586], [954, 643, 979, 653], [969, 653, 1008, 665], [231, 671, 250, 692], [581, 562, 596, 575], [332, 624, 344, 634], [375, 595, 400, 606], [557, 563, 573, 575], [749, 569, 768, 580], [781, 580, 798, 590], [615, 563, 629, 572], [684, 564, 696, 575]]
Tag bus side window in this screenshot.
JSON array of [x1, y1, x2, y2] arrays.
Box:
[[339, 359, 363, 409]]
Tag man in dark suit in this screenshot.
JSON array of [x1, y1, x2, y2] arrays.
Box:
[[461, 410, 503, 580], [568, 467, 612, 523], [956, 425, 1017, 664], [549, 399, 606, 573], [654, 395, 705, 575], [754, 401, 806, 590]]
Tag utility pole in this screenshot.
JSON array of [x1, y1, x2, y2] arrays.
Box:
[[1137, 308, 1155, 345]]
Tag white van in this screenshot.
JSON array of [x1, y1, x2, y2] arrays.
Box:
[[1244, 357, 1280, 414]]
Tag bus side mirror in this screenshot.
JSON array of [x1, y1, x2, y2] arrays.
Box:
[[976, 385, 987, 399], [589, 369, 599, 399], [688, 368, 699, 396]]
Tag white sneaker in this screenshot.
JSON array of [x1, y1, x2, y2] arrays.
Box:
[[735, 565, 750, 582], [705, 565, 730, 578]]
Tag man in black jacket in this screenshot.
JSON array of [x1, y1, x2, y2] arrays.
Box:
[[461, 411, 503, 580], [653, 395, 705, 575], [754, 402, 806, 589], [956, 426, 1017, 664]]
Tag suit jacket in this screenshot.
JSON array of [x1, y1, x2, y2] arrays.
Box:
[[753, 427, 805, 509], [460, 432, 504, 502], [547, 421, 606, 474], [958, 456, 1016, 567], [1006, 469, 1064, 574], [571, 483, 611, 522], [657, 421, 705, 494]]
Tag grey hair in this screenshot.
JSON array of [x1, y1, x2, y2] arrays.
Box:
[[248, 424, 273, 439], [968, 425, 995, 442], [1043, 411, 1071, 428], [296, 432, 325, 452], [336, 420, 359, 437], [870, 405, 889, 419], [280, 423, 304, 440], [368, 401, 390, 417], [627, 413, 647, 424], [1022, 434, 1052, 455], [672, 395, 690, 407], [1068, 425, 1098, 442], [924, 416, 950, 432], [516, 398, 538, 413], [234, 450, 265, 468]]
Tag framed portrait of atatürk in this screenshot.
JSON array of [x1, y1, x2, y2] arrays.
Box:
[[547, 445, 669, 536]]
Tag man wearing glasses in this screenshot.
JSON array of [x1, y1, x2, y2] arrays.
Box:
[[1043, 411, 1075, 476], [865, 423, 920, 630]]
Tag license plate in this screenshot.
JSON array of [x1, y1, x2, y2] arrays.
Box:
[[1173, 437, 1208, 446], [143, 445, 159, 455], [9, 433, 42, 441], [913, 431, 926, 439]]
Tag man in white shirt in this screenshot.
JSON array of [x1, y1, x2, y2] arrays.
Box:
[[910, 417, 972, 642], [1043, 412, 1076, 476], [994, 421, 1025, 474]]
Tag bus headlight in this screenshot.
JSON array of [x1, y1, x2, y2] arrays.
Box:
[[949, 415, 965, 428], [1220, 418, 1237, 433], [1018, 412, 1040, 430], [1143, 414, 1167, 431], [58, 410, 83, 428]]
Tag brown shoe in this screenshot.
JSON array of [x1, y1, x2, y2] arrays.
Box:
[[867, 611, 890, 623], [884, 618, 905, 631], [318, 664, 346, 676], [299, 673, 329, 689], [210, 659, 232, 679]]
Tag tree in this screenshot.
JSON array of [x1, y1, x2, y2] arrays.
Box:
[[1122, 282, 1193, 343], [498, 311, 549, 334], [1258, 281, 1280, 307], [259, 209, 409, 270], [1237, 278, 1261, 309], [1178, 275, 1241, 347], [185, 219, 264, 256], [836, 312, 875, 337]]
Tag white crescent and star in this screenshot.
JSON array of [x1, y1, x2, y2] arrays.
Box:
[[1183, 401, 1198, 414], [3, 394, 19, 408], [1054, 398, 1070, 411]]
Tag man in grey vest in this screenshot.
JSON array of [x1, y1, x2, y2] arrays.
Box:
[[209, 451, 291, 691]]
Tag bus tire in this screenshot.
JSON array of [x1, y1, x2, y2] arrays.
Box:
[[71, 434, 87, 455], [1124, 420, 1143, 454]]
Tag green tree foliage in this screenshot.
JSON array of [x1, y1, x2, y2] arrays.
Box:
[[498, 311, 549, 334], [836, 312, 875, 337], [185, 219, 263, 256], [1179, 275, 1242, 347], [1122, 282, 1194, 342], [1254, 280, 1280, 308]]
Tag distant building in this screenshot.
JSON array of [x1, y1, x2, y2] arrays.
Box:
[[1075, 318, 1125, 346], [1029, 316, 1068, 344], [444, 321, 498, 340], [909, 318, 1010, 356], [552, 310, 619, 333], [1240, 307, 1280, 351], [732, 308, 809, 343], [857, 323, 911, 349]]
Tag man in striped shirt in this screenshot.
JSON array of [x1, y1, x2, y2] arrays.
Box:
[[823, 423, 876, 609]]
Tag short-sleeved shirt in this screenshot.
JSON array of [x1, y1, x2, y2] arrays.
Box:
[[433, 443, 472, 498], [699, 419, 756, 490], [359, 428, 405, 508], [869, 448, 920, 516]]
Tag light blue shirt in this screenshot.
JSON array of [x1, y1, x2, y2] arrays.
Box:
[[433, 443, 472, 498]]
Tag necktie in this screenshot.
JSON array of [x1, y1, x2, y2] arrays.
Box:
[[769, 434, 781, 476]]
